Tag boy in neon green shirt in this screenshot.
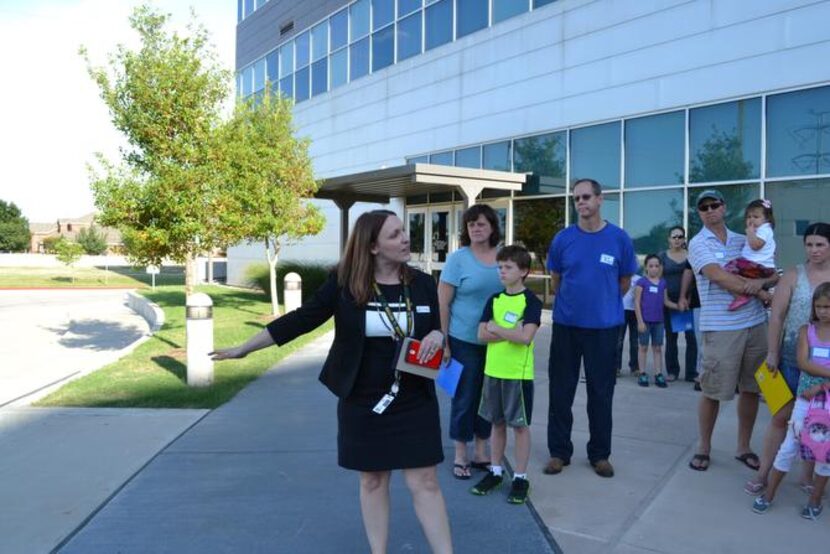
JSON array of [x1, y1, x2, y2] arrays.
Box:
[[470, 245, 543, 504]]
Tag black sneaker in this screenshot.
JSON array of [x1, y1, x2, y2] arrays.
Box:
[[507, 477, 530, 504], [470, 471, 503, 496]]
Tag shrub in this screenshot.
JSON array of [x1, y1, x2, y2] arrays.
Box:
[[77, 225, 109, 255], [245, 261, 334, 303], [42, 236, 62, 254]]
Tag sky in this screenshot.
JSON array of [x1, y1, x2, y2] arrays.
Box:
[[0, 0, 236, 223]]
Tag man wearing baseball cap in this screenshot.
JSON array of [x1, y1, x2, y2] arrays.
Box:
[[686, 190, 777, 471]]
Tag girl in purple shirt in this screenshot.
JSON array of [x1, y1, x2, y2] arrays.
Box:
[[635, 255, 680, 388]]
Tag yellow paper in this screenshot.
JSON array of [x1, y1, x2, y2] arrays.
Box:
[[755, 361, 794, 415]]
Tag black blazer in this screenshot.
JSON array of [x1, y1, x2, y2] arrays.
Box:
[[266, 268, 441, 399]]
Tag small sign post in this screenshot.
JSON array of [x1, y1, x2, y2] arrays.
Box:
[[146, 265, 160, 290]]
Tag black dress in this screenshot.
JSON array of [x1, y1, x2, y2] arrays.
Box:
[[338, 283, 444, 471]]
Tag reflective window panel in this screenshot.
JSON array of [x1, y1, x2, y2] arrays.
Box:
[[689, 98, 761, 183], [311, 22, 328, 61], [397, 11, 422, 62], [483, 141, 511, 171], [513, 197, 566, 270], [493, 0, 528, 23], [570, 192, 620, 227], [330, 49, 348, 90], [311, 58, 328, 96], [373, 0, 395, 30], [686, 183, 759, 238], [514, 131, 566, 195], [429, 151, 454, 165], [534, 0, 557, 6], [295, 32, 310, 68], [294, 67, 310, 102], [767, 85, 830, 177], [266, 51, 279, 84], [279, 43, 293, 78], [351, 0, 370, 40], [372, 26, 395, 72], [331, 9, 349, 50], [408, 155, 429, 163], [254, 58, 266, 91], [764, 178, 830, 268], [398, 0, 422, 17], [456, 0, 489, 39], [350, 37, 370, 80], [625, 111, 684, 188], [242, 65, 253, 96], [570, 122, 621, 190], [279, 75, 293, 99], [623, 189, 684, 256], [455, 146, 481, 168], [409, 212, 427, 262], [431, 210, 450, 262], [425, 0, 452, 51]]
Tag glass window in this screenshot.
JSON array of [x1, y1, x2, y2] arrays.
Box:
[[351, 0, 370, 40], [767, 86, 830, 178], [397, 11, 422, 62], [331, 10, 349, 50], [430, 151, 453, 165], [330, 49, 348, 89], [569, 192, 620, 226], [570, 122, 621, 190], [236, 72, 243, 97], [311, 22, 328, 61], [625, 111, 684, 188], [514, 131, 566, 195], [279, 43, 294, 78], [425, 0, 452, 50], [254, 58, 266, 91], [238, 0, 243, 22], [372, 26, 395, 72], [311, 58, 328, 96], [266, 51, 279, 85], [483, 141, 511, 171], [269, 80, 279, 98], [244, 0, 254, 19], [373, 0, 395, 29], [623, 189, 684, 256], [350, 38, 370, 80], [408, 155, 429, 163], [765, 178, 830, 268], [690, 98, 761, 183], [493, 0, 528, 23], [255, 0, 267, 8], [533, 0, 557, 7], [455, 146, 481, 168], [456, 0, 489, 39], [431, 210, 450, 262], [242, 65, 253, 96], [398, 0, 421, 17], [294, 67, 310, 102], [295, 32, 310, 68], [279, 75, 293, 99], [514, 198, 566, 271], [409, 212, 427, 262], [686, 183, 759, 237]]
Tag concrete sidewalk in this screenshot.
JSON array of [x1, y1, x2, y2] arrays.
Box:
[[6, 324, 827, 553]]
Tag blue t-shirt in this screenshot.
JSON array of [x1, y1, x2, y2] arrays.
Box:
[[546, 222, 637, 329], [440, 247, 503, 344]]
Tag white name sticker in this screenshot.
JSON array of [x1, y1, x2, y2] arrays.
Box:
[[416, 305, 431, 313], [714, 252, 725, 260], [503, 311, 519, 324], [600, 254, 615, 265], [812, 347, 830, 360], [649, 286, 659, 293]]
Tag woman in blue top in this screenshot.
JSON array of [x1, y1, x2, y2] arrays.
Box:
[[439, 204, 503, 479]]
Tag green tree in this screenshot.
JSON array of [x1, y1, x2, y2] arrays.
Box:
[[513, 198, 565, 271], [689, 129, 754, 183], [42, 236, 62, 254], [0, 200, 31, 252], [82, 6, 231, 295], [77, 225, 109, 255], [55, 239, 85, 282], [218, 92, 325, 316]]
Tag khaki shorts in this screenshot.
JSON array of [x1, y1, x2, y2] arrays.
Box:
[[478, 376, 534, 428], [700, 322, 767, 401]]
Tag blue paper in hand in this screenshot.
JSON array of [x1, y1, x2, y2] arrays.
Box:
[[436, 358, 463, 397], [670, 310, 694, 332]]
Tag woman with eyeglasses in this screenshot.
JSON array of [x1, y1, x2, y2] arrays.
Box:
[[659, 226, 698, 382]]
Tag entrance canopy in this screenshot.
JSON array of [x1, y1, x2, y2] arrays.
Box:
[[315, 163, 526, 251]]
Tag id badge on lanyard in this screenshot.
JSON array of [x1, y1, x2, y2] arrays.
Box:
[[371, 283, 412, 415]]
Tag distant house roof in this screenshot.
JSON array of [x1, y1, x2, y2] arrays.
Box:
[[29, 222, 58, 234]]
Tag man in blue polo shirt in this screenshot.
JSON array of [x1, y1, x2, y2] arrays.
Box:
[[544, 178, 637, 478], [686, 189, 777, 472]]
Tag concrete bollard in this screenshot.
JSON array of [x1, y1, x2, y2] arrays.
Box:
[[284, 272, 302, 313], [186, 292, 214, 387]]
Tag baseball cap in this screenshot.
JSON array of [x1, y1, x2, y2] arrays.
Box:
[[696, 189, 725, 207]]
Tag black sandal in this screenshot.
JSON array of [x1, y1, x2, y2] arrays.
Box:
[[689, 454, 710, 471], [452, 463, 471, 480]]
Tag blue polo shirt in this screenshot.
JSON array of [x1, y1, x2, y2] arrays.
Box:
[[546, 222, 637, 329]]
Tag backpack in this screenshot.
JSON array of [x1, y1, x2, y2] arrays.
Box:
[[799, 391, 830, 463]]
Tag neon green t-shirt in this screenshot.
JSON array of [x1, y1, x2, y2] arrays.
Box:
[[480, 289, 543, 380]]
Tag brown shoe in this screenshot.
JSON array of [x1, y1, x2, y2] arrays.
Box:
[[543, 457, 569, 475], [592, 459, 615, 478]]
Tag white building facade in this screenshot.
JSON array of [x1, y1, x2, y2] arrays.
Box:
[[231, 0, 830, 285]]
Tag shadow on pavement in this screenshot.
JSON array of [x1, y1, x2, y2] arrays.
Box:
[[45, 320, 146, 351]]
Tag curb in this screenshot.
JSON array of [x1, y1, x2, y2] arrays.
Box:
[[125, 291, 165, 332]]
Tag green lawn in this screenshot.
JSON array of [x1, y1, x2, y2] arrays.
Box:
[[0, 266, 184, 288], [35, 285, 332, 409]]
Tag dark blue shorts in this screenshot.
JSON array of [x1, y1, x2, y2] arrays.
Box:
[[638, 322, 665, 347]]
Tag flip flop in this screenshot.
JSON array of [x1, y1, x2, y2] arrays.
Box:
[[470, 460, 491, 471], [689, 453, 710, 471], [453, 463, 471, 480], [735, 452, 760, 471]]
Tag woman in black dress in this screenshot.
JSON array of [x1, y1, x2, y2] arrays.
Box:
[[211, 210, 452, 554]]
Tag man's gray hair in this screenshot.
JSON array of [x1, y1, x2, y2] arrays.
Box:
[[572, 178, 602, 196]]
